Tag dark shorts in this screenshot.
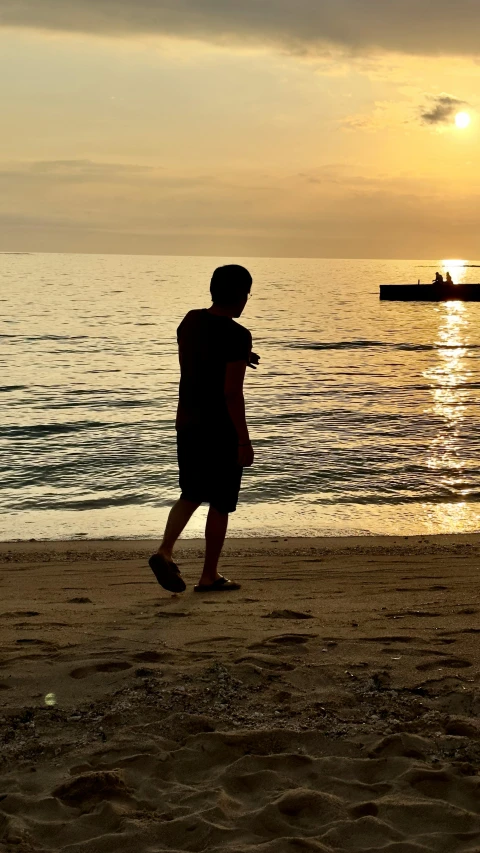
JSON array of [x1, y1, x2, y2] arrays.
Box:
[[177, 429, 243, 514]]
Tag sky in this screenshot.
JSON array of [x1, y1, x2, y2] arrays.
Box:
[[1, 1, 480, 258]]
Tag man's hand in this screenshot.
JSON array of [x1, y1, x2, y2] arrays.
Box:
[[238, 441, 254, 467], [248, 351, 260, 369]]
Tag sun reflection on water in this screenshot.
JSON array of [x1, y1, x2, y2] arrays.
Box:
[[420, 500, 473, 534], [423, 299, 479, 532]]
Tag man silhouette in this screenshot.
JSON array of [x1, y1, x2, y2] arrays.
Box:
[[149, 265, 258, 592]]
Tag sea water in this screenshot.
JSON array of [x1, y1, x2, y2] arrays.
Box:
[[2, 253, 480, 540]]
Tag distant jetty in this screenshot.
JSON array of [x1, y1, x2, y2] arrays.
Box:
[[380, 283, 480, 301]]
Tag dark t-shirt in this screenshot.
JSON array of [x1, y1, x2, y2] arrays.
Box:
[[176, 309, 252, 435]]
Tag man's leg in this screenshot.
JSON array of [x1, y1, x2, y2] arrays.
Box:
[[156, 498, 201, 561], [197, 506, 229, 585]]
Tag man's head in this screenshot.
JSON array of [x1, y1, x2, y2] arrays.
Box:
[[210, 265, 252, 317]]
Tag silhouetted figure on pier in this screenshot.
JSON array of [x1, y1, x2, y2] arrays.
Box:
[[148, 264, 259, 593], [433, 271, 444, 285], [446, 271, 454, 285]]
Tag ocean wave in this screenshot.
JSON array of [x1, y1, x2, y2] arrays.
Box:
[[0, 385, 28, 392], [40, 400, 150, 410], [242, 490, 480, 506], [54, 494, 152, 510], [0, 334, 90, 341], [9, 490, 480, 513], [419, 264, 480, 268], [0, 421, 110, 438], [290, 340, 480, 352], [9, 494, 154, 511]]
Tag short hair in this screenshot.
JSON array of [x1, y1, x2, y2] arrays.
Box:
[[210, 264, 252, 307]]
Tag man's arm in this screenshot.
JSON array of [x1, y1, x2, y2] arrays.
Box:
[[224, 361, 254, 467]]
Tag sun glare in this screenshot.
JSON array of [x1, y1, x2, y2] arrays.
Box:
[[455, 112, 471, 129], [441, 259, 467, 284]]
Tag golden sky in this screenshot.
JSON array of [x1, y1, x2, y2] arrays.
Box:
[[1, 1, 480, 257]]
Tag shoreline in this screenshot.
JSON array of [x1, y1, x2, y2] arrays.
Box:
[[3, 530, 480, 555]]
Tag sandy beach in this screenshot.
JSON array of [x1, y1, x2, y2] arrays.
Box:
[[1, 534, 480, 852]]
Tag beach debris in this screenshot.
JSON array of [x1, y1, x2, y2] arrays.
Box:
[[262, 610, 313, 620], [371, 671, 391, 690]]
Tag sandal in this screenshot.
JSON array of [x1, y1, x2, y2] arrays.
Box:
[[148, 554, 186, 593], [194, 575, 241, 593]]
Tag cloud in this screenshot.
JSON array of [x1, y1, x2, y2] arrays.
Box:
[[0, 159, 215, 189], [29, 160, 154, 176], [420, 93, 467, 124], [342, 93, 473, 131], [342, 100, 412, 132], [3, 1, 480, 57]]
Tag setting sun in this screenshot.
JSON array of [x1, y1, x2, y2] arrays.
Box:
[[455, 111, 471, 129]]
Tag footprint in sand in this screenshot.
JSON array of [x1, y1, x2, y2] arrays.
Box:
[[186, 636, 235, 646], [439, 628, 480, 637], [268, 633, 315, 644], [407, 609, 443, 617], [249, 633, 317, 649], [53, 770, 128, 805], [386, 610, 442, 619], [69, 662, 132, 679], [274, 788, 345, 828], [405, 767, 473, 804], [1, 610, 40, 618], [360, 636, 414, 644], [416, 657, 473, 672], [134, 650, 173, 663], [349, 802, 379, 818], [156, 611, 190, 619], [367, 732, 429, 759], [262, 610, 313, 620], [235, 653, 296, 671]]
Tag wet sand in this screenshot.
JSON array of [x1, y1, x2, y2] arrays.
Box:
[[1, 534, 480, 852]]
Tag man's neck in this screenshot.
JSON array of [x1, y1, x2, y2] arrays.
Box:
[[207, 305, 234, 318]]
